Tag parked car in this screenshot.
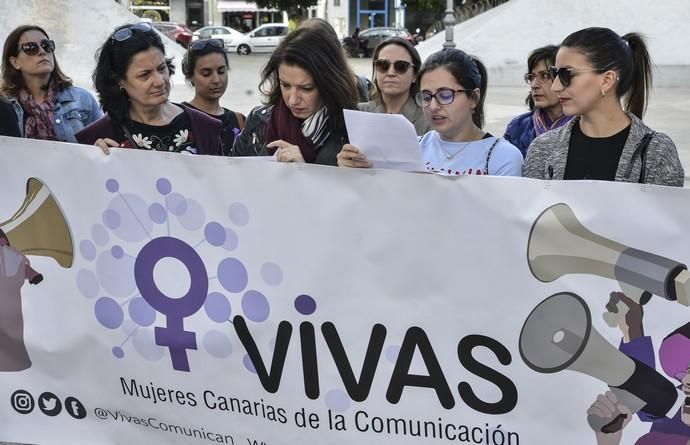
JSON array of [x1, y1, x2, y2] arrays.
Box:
[[152, 22, 193, 48], [191, 26, 244, 50], [342, 27, 415, 58], [227, 23, 289, 55]]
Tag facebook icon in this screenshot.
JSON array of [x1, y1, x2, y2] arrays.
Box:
[[64, 397, 86, 419]]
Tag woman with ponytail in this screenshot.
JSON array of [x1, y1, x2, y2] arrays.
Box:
[[524, 27, 683, 186], [338, 49, 523, 176]]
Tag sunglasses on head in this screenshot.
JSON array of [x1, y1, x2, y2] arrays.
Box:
[[189, 38, 225, 52], [548, 66, 604, 87], [111, 22, 154, 42], [18, 39, 55, 56], [374, 59, 413, 75]]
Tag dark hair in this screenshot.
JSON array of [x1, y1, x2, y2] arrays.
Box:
[[259, 18, 358, 135], [561, 27, 652, 119], [93, 23, 175, 124], [1, 25, 73, 97], [417, 48, 488, 128], [525, 44, 559, 110], [181, 43, 229, 85], [370, 37, 422, 103]]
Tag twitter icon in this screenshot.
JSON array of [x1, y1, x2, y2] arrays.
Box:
[[38, 392, 62, 416]]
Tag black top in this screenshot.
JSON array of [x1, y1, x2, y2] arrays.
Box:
[[564, 122, 631, 181], [182, 102, 244, 156], [0, 100, 20, 137], [122, 112, 198, 154]]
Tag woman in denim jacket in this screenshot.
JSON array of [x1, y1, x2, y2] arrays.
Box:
[[1, 25, 101, 143]]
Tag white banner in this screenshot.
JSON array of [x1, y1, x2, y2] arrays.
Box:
[[1, 137, 689, 445]]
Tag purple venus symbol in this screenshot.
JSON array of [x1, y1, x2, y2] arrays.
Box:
[[134, 236, 208, 372]]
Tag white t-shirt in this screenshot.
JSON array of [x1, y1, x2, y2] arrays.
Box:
[[420, 131, 524, 176]]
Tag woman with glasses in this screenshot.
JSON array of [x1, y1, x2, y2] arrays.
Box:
[[181, 38, 245, 156], [524, 27, 683, 186], [339, 49, 523, 176], [75, 23, 222, 156], [231, 18, 358, 164], [503, 45, 571, 157], [358, 37, 428, 136], [0, 25, 101, 143]]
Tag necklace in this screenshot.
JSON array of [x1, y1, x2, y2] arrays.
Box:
[[439, 140, 471, 161]]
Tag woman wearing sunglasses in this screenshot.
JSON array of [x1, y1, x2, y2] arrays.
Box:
[[75, 23, 221, 156], [358, 37, 428, 136], [0, 25, 101, 143], [339, 49, 523, 176], [503, 44, 571, 157], [232, 19, 358, 164], [524, 27, 683, 186], [181, 38, 245, 156]]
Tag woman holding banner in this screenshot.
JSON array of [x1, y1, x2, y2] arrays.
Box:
[[523, 27, 683, 186], [75, 23, 222, 156], [338, 49, 523, 176], [231, 19, 359, 164]]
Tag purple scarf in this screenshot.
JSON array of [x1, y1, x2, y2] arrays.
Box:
[[18, 87, 57, 141], [532, 108, 572, 136]]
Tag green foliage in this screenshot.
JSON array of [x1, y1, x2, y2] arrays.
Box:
[[405, 0, 448, 14]]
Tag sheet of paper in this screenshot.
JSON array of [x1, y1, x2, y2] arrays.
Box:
[[344, 109, 425, 172]]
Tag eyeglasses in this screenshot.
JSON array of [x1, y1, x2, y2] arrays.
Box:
[[111, 22, 154, 42], [189, 38, 225, 52], [374, 59, 413, 75], [18, 39, 55, 56], [548, 66, 604, 87], [415, 88, 468, 108], [524, 70, 552, 85]]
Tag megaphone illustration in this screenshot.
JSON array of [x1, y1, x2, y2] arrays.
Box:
[[0, 177, 74, 269], [519, 292, 679, 432], [528, 203, 690, 325]]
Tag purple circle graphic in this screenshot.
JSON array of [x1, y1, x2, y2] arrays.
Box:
[[111, 245, 124, 259], [76, 269, 100, 299], [129, 297, 156, 327], [134, 237, 208, 318], [204, 222, 226, 247], [177, 199, 205, 231], [156, 178, 172, 195], [217, 258, 248, 293], [165, 193, 187, 216], [108, 194, 153, 242], [95, 297, 124, 329], [243, 354, 257, 373], [91, 224, 109, 246], [294, 295, 316, 315], [325, 389, 351, 413], [102, 209, 121, 230], [79, 240, 97, 261], [96, 250, 136, 298], [112, 346, 125, 359], [149, 203, 167, 224], [385, 345, 400, 363], [205, 292, 232, 322], [222, 228, 239, 251], [105, 179, 119, 193], [242, 290, 270, 322], [133, 328, 165, 361], [229, 203, 249, 226], [203, 330, 233, 359], [261, 263, 282, 286]]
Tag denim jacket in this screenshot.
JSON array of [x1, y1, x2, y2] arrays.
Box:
[[9, 86, 102, 143]]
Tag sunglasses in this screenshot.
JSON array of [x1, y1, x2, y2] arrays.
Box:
[[189, 38, 225, 52], [414, 88, 468, 108], [111, 22, 154, 42], [374, 59, 414, 75], [18, 39, 55, 56], [524, 70, 552, 85], [548, 66, 604, 87]]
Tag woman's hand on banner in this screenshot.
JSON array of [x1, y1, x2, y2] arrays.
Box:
[[337, 144, 371, 168], [268, 140, 305, 163], [94, 138, 120, 155]]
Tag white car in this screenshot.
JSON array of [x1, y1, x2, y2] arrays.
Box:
[[191, 26, 244, 50], [228, 23, 289, 55]]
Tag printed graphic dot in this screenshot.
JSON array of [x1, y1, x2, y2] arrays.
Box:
[[294, 295, 316, 315], [385, 345, 400, 363], [325, 389, 351, 413], [76, 269, 100, 299], [229, 203, 249, 226], [128, 297, 156, 327], [107, 194, 153, 242], [121, 320, 138, 336], [96, 250, 136, 298], [242, 290, 270, 322], [102, 209, 121, 230], [95, 297, 124, 329], [243, 354, 257, 373], [177, 199, 205, 231], [111, 245, 124, 259], [112, 346, 125, 359], [91, 224, 109, 246], [205, 292, 232, 323], [148, 203, 167, 224], [133, 328, 165, 362], [105, 179, 119, 193], [218, 258, 248, 293], [79, 240, 97, 262], [261, 263, 282, 286], [222, 228, 239, 251], [204, 222, 226, 247], [165, 193, 187, 216], [156, 178, 172, 195], [203, 330, 233, 359]]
